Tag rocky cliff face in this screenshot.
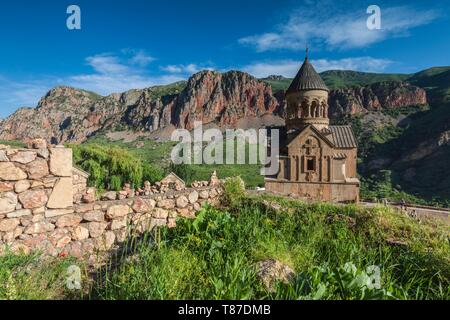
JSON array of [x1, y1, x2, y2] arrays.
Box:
[[329, 82, 427, 117], [0, 71, 427, 143]]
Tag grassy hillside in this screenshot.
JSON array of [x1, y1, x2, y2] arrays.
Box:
[[1, 191, 449, 300], [83, 135, 265, 189], [321, 70, 409, 89], [262, 68, 450, 97], [262, 70, 410, 92], [408, 67, 450, 104], [146, 81, 187, 100], [362, 103, 450, 204], [262, 76, 293, 92]]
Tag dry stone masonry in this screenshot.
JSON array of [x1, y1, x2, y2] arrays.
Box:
[[0, 140, 223, 263]]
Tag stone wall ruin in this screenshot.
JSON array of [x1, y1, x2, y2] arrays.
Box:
[[0, 140, 223, 262]]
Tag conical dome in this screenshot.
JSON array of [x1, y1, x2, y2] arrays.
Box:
[[287, 58, 329, 93]]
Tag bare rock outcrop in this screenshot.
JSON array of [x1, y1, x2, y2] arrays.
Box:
[[329, 82, 427, 117]]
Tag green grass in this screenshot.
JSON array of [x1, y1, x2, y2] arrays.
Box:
[[1, 193, 448, 300], [85, 134, 176, 168], [146, 81, 187, 99], [262, 78, 293, 92], [90, 195, 449, 300], [0, 140, 27, 148], [321, 70, 409, 90], [169, 140, 266, 188], [0, 252, 83, 300], [263, 70, 410, 92], [172, 163, 263, 188]]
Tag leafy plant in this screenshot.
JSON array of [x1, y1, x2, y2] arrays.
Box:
[[70, 144, 162, 190], [222, 176, 246, 207]]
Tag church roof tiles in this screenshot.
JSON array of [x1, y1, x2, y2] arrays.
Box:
[[328, 126, 358, 149], [287, 58, 329, 94]]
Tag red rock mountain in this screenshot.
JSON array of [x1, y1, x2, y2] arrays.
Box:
[[0, 70, 427, 144], [329, 82, 427, 117]]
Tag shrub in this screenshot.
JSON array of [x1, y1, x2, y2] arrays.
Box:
[[110, 175, 122, 191], [170, 163, 195, 184], [222, 176, 246, 207], [70, 144, 163, 190], [142, 163, 164, 184]]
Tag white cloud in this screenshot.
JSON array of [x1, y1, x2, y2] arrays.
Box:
[[242, 60, 301, 78], [161, 63, 215, 75], [312, 57, 393, 73], [0, 50, 185, 117], [67, 51, 183, 95], [241, 57, 393, 78], [240, 5, 438, 51], [0, 76, 55, 118], [86, 54, 130, 75], [128, 50, 155, 67]]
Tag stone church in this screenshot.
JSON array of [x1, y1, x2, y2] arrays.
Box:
[[265, 54, 360, 203]]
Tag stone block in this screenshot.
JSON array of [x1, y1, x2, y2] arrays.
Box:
[[47, 177, 73, 209], [45, 209, 74, 218], [87, 222, 108, 238], [26, 159, 49, 180], [188, 191, 199, 204], [157, 199, 175, 209], [132, 198, 152, 213], [83, 211, 105, 222], [49, 147, 72, 177], [24, 221, 55, 234], [101, 191, 117, 201], [0, 150, 9, 162], [0, 162, 27, 181], [71, 225, 90, 241], [176, 196, 189, 209], [29, 138, 48, 149], [110, 217, 127, 231], [15, 180, 31, 193], [10, 151, 37, 164], [152, 208, 169, 220], [106, 205, 131, 219], [56, 214, 82, 228], [0, 192, 18, 214], [0, 218, 20, 232], [18, 189, 48, 209], [0, 182, 14, 192], [7, 209, 32, 218]]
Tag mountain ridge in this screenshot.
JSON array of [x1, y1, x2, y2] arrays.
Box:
[[0, 68, 434, 144]]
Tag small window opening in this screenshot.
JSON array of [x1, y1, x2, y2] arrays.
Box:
[[306, 158, 315, 172]]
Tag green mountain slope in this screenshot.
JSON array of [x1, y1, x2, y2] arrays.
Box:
[[262, 70, 410, 91], [321, 70, 409, 89], [408, 67, 450, 103]]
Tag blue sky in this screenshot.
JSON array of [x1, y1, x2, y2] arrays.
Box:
[[0, 0, 449, 117]]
